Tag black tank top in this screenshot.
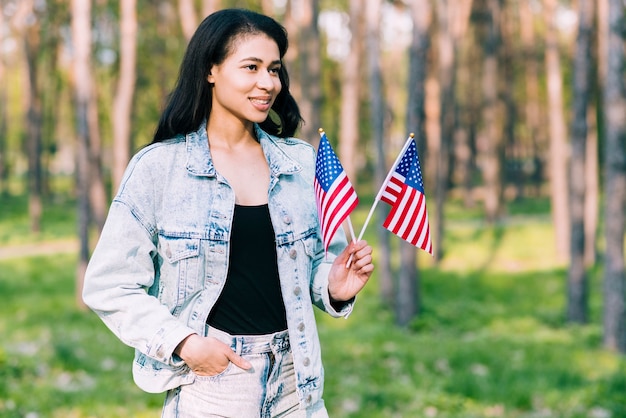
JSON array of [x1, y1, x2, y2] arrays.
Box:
[[207, 204, 288, 334]]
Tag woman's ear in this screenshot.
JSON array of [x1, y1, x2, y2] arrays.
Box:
[[207, 73, 215, 84]]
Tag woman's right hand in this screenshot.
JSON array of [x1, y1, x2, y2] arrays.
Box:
[[174, 334, 252, 376]]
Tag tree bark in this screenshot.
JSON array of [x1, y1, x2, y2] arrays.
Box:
[[434, 0, 455, 258], [398, 0, 432, 323], [295, 0, 321, 145], [112, 0, 138, 192], [24, 18, 43, 234], [567, 0, 594, 324], [71, 0, 93, 310], [11, 0, 43, 233], [365, 0, 392, 306], [544, 0, 570, 261], [602, 0, 626, 352], [476, 0, 503, 224], [338, 0, 362, 184], [178, 0, 198, 41]]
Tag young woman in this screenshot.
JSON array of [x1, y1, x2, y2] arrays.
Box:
[[83, 8, 374, 417]]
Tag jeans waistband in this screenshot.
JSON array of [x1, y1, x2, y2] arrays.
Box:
[[206, 326, 290, 355]]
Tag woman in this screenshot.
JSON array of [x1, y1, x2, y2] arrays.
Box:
[[83, 8, 374, 418]]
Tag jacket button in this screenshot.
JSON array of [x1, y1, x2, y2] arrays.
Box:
[[283, 215, 292, 224], [303, 357, 310, 367], [298, 322, 305, 332], [289, 249, 297, 259], [293, 286, 301, 296], [305, 394, 312, 404], [165, 246, 172, 259]]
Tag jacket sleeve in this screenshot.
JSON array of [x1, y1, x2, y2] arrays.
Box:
[[82, 161, 195, 367], [309, 225, 355, 318]]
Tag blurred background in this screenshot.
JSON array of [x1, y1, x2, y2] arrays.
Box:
[[0, 0, 625, 417]]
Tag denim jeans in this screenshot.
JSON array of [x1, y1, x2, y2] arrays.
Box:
[[161, 327, 329, 418]]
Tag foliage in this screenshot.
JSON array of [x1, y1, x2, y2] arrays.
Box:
[[0, 197, 624, 417]]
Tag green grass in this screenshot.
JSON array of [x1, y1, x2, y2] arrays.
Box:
[[1, 193, 625, 417]]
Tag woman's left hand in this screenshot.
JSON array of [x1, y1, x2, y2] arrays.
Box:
[[327, 240, 374, 303]]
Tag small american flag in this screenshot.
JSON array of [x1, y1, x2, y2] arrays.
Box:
[[314, 132, 359, 252], [381, 138, 432, 255]]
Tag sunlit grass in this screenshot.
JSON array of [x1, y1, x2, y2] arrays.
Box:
[[1, 194, 625, 417]]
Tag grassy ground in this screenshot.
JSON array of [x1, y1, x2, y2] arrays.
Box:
[[1, 192, 625, 417]]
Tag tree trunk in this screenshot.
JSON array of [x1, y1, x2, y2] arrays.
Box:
[[584, 101, 598, 267], [398, 0, 432, 323], [71, 0, 93, 310], [602, 0, 626, 353], [202, 0, 220, 18], [0, 4, 7, 196], [544, 0, 570, 261], [338, 0, 362, 183], [12, 0, 43, 233], [178, 0, 198, 41], [434, 0, 455, 259], [476, 0, 503, 224], [112, 0, 138, 192], [24, 16, 43, 234], [567, 0, 594, 324], [519, 0, 543, 199], [296, 0, 321, 145], [365, 0, 392, 306]]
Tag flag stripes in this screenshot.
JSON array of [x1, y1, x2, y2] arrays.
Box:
[[314, 172, 358, 250], [314, 132, 359, 252], [379, 136, 433, 255]]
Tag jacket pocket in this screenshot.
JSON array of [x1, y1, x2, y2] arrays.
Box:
[[158, 234, 202, 314]]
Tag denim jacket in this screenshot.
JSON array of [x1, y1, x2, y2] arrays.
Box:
[[83, 122, 353, 409]]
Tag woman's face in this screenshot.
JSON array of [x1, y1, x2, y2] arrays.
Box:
[[208, 34, 282, 126]]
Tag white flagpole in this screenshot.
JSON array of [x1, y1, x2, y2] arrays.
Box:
[[355, 133, 415, 242], [345, 133, 415, 268]]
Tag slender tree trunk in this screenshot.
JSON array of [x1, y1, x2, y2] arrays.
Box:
[[519, 0, 543, 199], [398, 0, 432, 324], [112, 0, 137, 192], [71, 0, 93, 310], [544, 0, 570, 261], [365, 0, 392, 306], [602, 0, 626, 352], [296, 0, 321, 145], [567, 0, 594, 324], [283, 0, 300, 102], [476, 0, 503, 223], [202, 0, 220, 18], [88, 81, 107, 231], [434, 0, 455, 259], [338, 0, 362, 183], [0, 4, 7, 196], [453, 1, 474, 209], [260, 0, 274, 15], [584, 101, 598, 267], [178, 0, 198, 41], [12, 0, 43, 233]]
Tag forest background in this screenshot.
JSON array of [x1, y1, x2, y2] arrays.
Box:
[[0, 0, 625, 416]]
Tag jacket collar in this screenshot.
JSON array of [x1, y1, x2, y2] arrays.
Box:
[[185, 121, 302, 177]]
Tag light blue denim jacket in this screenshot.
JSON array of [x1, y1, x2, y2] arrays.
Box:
[[83, 122, 353, 409]]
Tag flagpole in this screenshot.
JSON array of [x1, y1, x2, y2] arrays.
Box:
[[355, 133, 415, 242], [345, 133, 415, 268]]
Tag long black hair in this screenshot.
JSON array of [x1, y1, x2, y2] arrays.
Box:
[[152, 9, 302, 143]]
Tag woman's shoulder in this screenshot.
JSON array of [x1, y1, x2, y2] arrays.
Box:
[[129, 136, 186, 166]]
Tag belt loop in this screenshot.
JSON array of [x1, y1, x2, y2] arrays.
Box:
[[235, 336, 243, 355]]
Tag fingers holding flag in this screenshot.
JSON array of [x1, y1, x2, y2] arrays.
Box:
[[328, 240, 374, 303]]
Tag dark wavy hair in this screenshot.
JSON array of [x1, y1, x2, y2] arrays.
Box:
[[152, 9, 302, 143]]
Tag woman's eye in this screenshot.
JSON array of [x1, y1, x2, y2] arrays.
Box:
[[269, 67, 281, 75], [245, 64, 257, 71]]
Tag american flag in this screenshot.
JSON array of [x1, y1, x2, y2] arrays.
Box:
[[314, 132, 359, 252], [381, 138, 432, 255]]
